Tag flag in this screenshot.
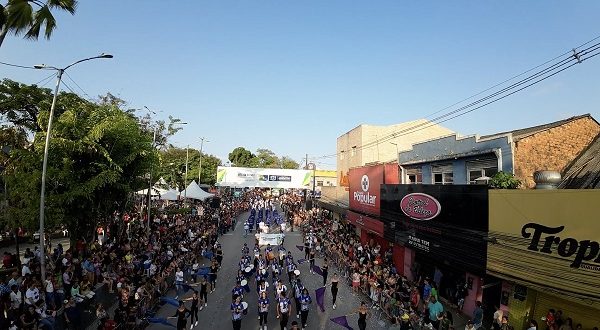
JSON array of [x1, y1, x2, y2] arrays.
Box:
[[148, 317, 177, 328], [296, 245, 304, 251], [182, 283, 195, 293], [315, 287, 326, 312], [312, 265, 324, 276], [202, 251, 214, 260], [160, 297, 179, 307], [197, 267, 210, 276], [297, 259, 306, 264], [330, 316, 353, 330]]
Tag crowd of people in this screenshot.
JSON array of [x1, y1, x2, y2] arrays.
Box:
[[0, 192, 247, 330]]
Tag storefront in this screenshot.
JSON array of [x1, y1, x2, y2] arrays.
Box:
[[488, 190, 600, 329], [380, 184, 489, 317]]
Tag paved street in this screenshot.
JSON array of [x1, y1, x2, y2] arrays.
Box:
[[149, 210, 389, 330]]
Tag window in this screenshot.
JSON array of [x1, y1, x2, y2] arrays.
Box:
[[340, 151, 344, 160], [466, 158, 499, 184], [432, 164, 453, 185], [351, 146, 357, 157], [317, 181, 324, 186], [405, 168, 423, 184]]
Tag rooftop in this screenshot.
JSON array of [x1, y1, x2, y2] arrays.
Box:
[[480, 114, 596, 141], [559, 132, 600, 189]]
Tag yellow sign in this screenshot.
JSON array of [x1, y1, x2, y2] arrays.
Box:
[[488, 190, 600, 303]]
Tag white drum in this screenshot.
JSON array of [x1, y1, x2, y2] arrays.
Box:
[[294, 269, 300, 276], [240, 279, 248, 287]]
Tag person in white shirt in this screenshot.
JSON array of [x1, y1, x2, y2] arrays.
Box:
[[25, 283, 40, 306], [9, 285, 22, 310], [45, 276, 56, 309], [21, 263, 32, 277], [175, 267, 184, 298]]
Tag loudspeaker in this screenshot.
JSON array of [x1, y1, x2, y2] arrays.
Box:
[[210, 197, 221, 208]]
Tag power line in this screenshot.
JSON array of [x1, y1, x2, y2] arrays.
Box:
[[313, 39, 600, 160], [64, 72, 93, 100], [34, 72, 58, 87]]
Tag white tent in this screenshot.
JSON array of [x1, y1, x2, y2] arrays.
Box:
[[136, 177, 171, 196], [159, 189, 179, 201], [179, 180, 214, 201]]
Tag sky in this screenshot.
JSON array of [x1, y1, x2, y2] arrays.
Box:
[[2, 1, 600, 169]]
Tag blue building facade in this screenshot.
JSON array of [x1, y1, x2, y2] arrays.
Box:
[[398, 134, 513, 185]]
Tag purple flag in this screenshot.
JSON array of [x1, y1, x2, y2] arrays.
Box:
[[315, 287, 326, 312], [296, 245, 304, 251], [297, 259, 306, 264], [312, 265, 324, 276], [148, 317, 177, 328], [330, 316, 354, 330]]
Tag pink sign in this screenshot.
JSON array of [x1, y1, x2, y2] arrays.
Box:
[[400, 193, 441, 221]]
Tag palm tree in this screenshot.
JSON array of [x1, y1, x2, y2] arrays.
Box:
[[0, 0, 78, 49]]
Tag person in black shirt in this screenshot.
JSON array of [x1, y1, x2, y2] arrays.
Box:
[[168, 300, 190, 330], [183, 290, 200, 327]]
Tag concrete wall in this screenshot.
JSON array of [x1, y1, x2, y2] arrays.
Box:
[[513, 116, 600, 188]]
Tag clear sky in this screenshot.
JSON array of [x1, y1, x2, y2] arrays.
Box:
[[2, 1, 600, 169]]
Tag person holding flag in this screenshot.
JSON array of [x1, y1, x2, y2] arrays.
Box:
[[299, 288, 312, 329], [258, 291, 270, 330], [277, 290, 292, 330], [322, 258, 329, 286], [293, 279, 304, 320], [167, 300, 191, 330], [230, 295, 244, 330]]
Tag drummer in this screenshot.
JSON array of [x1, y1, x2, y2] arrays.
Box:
[[265, 244, 274, 266], [236, 270, 246, 284], [230, 294, 244, 330], [238, 257, 249, 271], [241, 243, 249, 255], [286, 261, 297, 283], [271, 260, 281, 280], [258, 254, 267, 271], [258, 291, 270, 330], [232, 282, 244, 300]]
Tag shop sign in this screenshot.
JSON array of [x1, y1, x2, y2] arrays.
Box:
[[522, 222, 600, 270], [349, 165, 384, 216], [400, 193, 441, 220], [381, 184, 489, 275], [347, 211, 384, 237], [488, 190, 600, 302]]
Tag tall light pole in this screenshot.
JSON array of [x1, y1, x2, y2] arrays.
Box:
[[184, 144, 189, 203], [34, 53, 113, 284], [198, 137, 209, 184], [147, 126, 157, 230]]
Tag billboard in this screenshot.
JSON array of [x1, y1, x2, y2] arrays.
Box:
[[488, 190, 600, 303], [381, 184, 489, 275], [215, 166, 312, 189], [349, 165, 384, 216]]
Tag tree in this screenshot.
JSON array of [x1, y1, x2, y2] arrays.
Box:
[[280, 156, 299, 169], [228, 147, 256, 167], [3, 86, 157, 242], [0, 0, 78, 49], [156, 147, 221, 188], [489, 171, 521, 189], [255, 148, 279, 168]]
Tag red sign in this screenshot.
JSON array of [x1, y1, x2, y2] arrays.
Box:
[[347, 211, 384, 237], [349, 165, 384, 216], [400, 193, 441, 221]]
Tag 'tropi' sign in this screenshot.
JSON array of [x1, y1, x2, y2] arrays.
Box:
[[400, 193, 441, 221]]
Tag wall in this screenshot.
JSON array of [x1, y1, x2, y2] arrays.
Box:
[[399, 133, 513, 174], [507, 285, 537, 330], [336, 120, 454, 187], [513, 116, 600, 188], [462, 274, 483, 320]]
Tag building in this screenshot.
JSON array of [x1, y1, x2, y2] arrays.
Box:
[[313, 170, 337, 188], [397, 114, 600, 188], [319, 119, 455, 217], [558, 132, 600, 188]]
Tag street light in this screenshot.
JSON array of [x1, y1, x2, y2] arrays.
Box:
[[198, 137, 209, 184], [34, 53, 112, 284], [147, 121, 187, 228]]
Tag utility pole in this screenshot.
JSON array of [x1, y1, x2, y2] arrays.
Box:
[[198, 137, 209, 184], [184, 145, 189, 204], [148, 126, 157, 230]]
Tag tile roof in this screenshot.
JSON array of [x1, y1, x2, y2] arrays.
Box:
[[559, 133, 600, 189], [480, 114, 596, 141]]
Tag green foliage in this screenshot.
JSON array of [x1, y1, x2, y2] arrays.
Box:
[[489, 171, 521, 189], [2, 81, 157, 240], [228, 147, 255, 167], [157, 147, 221, 187], [228, 146, 299, 169], [0, 0, 78, 47]]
